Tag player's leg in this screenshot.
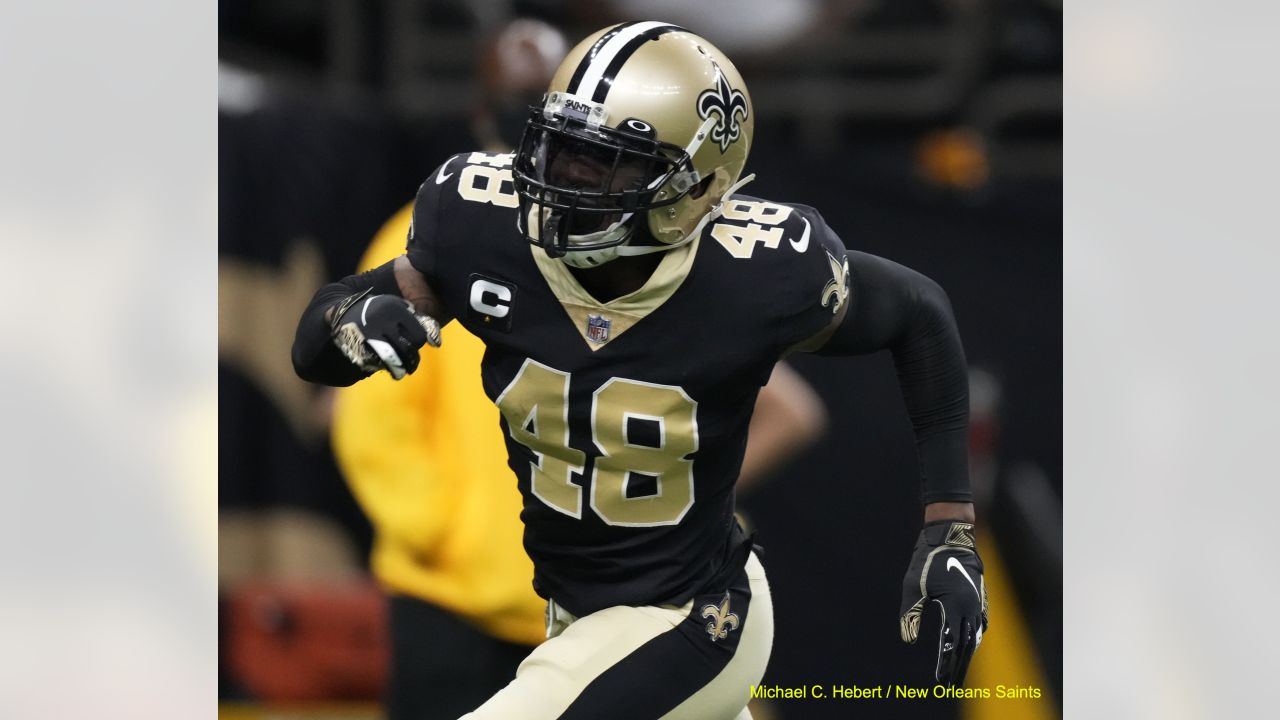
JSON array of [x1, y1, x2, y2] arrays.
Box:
[[659, 553, 772, 720], [460, 553, 773, 720]]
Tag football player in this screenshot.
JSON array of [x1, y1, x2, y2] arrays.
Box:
[[293, 22, 987, 720]]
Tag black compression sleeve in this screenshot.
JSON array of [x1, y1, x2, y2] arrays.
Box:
[[291, 260, 401, 387], [817, 251, 971, 504]]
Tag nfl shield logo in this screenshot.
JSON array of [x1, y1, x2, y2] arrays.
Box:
[[586, 314, 611, 344]]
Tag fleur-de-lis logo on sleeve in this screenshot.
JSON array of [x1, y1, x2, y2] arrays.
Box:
[[821, 250, 851, 314], [700, 592, 740, 642], [696, 62, 749, 154]]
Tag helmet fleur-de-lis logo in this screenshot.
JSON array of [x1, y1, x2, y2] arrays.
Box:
[[700, 592, 740, 642], [696, 62, 749, 154]]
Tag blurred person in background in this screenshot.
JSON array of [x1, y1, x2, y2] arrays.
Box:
[[294, 23, 988, 718], [469, 19, 570, 154], [331, 18, 828, 720]]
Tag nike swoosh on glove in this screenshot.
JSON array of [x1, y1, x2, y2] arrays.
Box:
[[899, 520, 990, 686], [330, 289, 442, 380]]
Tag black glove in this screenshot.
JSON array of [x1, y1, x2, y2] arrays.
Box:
[[899, 520, 989, 686], [329, 289, 441, 380]]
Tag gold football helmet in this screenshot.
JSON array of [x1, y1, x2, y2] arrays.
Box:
[[512, 22, 756, 268]]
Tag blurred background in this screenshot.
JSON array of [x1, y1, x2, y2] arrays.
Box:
[[218, 1, 1061, 719]]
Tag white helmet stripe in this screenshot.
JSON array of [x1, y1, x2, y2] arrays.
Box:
[[565, 22, 636, 94], [574, 21, 679, 102]]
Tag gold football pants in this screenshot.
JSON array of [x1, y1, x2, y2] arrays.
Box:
[[460, 553, 774, 720]]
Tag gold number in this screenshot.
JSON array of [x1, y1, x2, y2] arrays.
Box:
[[591, 378, 698, 527], [711, 222, 784, 259], [467, 151, 513, 168], [495, 360, 586, 518], [496, 360, 699, 526], [457, 153, 518, 208], [711, 199, 794, 259], [721, 199, 792, 225]]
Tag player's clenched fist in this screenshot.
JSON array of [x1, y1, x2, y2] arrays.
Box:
[[899, 520, 989, 686], [330, 289, 442, 380]]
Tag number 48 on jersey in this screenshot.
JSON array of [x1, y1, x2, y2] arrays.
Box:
[[496, 358, 699, 528]]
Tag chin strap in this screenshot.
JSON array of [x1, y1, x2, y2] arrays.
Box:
[[615, 173, 758, 258]]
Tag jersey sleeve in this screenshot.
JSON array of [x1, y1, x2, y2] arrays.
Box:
[[404, 154, 465, 283], [773, 204, 851, 351]]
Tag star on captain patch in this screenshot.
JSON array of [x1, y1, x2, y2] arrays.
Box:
[[821, 250, 851, 314], [586, 314, 611, 344]]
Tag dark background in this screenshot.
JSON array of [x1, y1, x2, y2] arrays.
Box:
[[218, 2, 1061, 718]]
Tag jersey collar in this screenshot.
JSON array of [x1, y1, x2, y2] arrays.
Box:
[[529, 236, 699, 351]]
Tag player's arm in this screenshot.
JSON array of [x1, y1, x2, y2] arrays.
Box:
[[806, 249, 987, 685], [291, 257, 447, 386], [292, 175, 454, 387], [812, 250, 971, 510]]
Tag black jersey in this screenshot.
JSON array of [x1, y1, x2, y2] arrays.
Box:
[[407, 151, 850, 616]]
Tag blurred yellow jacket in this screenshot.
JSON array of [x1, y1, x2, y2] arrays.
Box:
[[332, 203, 545, 647]]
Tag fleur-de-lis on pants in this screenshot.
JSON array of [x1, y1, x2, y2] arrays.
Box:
[[700, 592, 740, 642]]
